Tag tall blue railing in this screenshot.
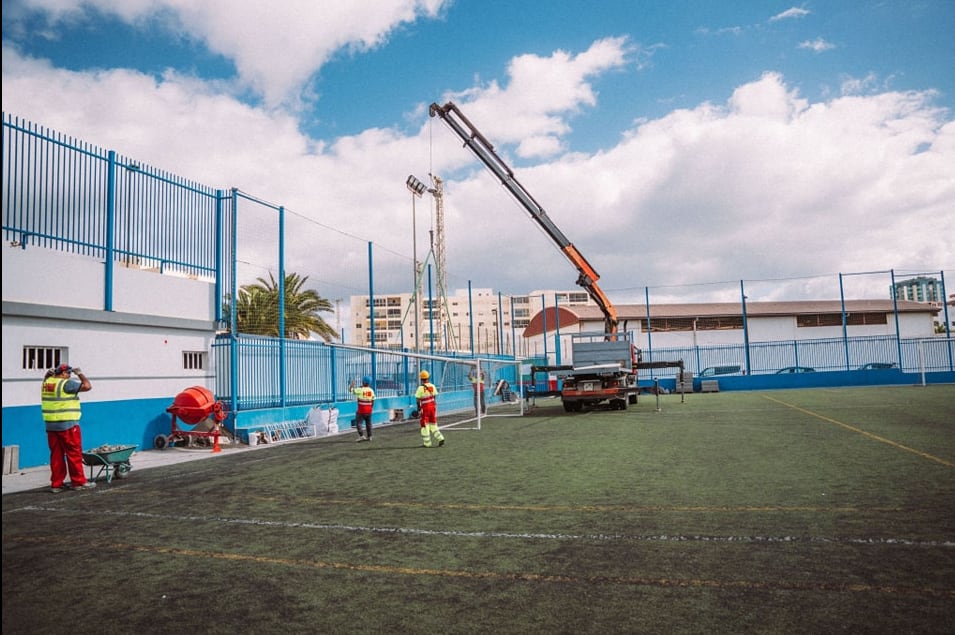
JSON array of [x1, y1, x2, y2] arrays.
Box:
[[2, 113, 228, 306]]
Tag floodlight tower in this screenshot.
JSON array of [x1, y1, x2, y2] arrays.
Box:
[[406, 175, 427, 353], [431, 175, 449, 349]]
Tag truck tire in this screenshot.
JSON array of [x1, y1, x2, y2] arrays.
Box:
[[628, 394, 638, 405]]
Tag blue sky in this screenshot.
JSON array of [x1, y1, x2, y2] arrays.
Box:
[[2, 0, 953, 309]]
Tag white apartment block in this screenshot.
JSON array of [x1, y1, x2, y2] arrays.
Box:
[[348, 288, 593, 355]]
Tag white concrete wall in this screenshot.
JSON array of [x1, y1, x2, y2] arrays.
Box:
[[2, 246, 214, 320], [2, 246, 216, 408], [2, 315, 214, 406]]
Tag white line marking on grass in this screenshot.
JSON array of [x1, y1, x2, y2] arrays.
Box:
[[762, 394, 955, 468], [15, 506, 955, 547]]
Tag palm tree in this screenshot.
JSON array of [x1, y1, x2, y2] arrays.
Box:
[[226, 272, 337, 341]]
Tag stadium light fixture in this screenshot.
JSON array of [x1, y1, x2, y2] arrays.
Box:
[[406, 174, 427, 198]]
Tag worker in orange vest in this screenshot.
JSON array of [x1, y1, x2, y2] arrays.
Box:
[[348, 375, 376, 442]]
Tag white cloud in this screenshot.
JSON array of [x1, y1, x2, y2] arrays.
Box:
[[770, 7, 810, 22], [798, 38, 836, 53], [436, 36, 633, 160], [14, 0, 451, 107]]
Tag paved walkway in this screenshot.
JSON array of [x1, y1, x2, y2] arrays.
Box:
[[2, 441, 259, 495]]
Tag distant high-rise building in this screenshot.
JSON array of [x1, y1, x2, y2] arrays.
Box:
[[892, 276, 942, 304]]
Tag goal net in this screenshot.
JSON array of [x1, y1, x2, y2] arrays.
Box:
[[422, 357, 525, 431]]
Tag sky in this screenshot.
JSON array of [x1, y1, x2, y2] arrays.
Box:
[[2, 0, 954, 317]]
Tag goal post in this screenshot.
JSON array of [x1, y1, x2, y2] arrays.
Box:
[[425, 357, 525, 431]]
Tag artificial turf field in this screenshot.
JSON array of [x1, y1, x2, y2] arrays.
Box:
[[3, 385, 954, 634]]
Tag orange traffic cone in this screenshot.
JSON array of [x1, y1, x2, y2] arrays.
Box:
[[212, 426, 221, 453]]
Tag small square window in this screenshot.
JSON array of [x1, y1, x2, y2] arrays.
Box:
[[183, 351, 207, 370], [23, 346, 65, 371]]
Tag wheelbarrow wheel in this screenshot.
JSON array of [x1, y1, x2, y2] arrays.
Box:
[[153, 434, 170, 450], [114, 462, 132, 479]]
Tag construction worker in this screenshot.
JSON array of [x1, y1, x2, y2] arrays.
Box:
[[348, 375, 376, 442], [414, 370, 445, 448], [468, 366, 487, 414], [41, 364, 95, 492]]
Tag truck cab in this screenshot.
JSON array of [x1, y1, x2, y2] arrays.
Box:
[[559, 333, 639, 411]]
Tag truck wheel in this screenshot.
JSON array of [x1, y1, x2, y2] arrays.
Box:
[[628, 394, 638, 405], [563, 401, 574, 413]]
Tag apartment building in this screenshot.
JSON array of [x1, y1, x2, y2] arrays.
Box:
[[348, 288, 592, 355]]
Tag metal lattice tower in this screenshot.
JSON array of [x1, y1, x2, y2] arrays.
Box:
[[432, 175, 446, 307], [430, 174, 451, 349]]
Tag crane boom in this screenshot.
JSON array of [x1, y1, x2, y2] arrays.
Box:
[[429, 101, 618, 334]]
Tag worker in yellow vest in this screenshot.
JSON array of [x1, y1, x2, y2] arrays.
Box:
[[41, 364, 95, 493], [414, 370, 445, 448]]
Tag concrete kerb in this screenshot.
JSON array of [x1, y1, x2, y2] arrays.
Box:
[[3, 439, 268, 496]]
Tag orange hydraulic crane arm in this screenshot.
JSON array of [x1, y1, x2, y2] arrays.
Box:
[[429, 101, 618, 334]]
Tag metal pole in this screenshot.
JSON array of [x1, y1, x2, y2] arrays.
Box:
[[412, 194, 419, 354], [645, 286, 653, 378], [554, 293, 562, 365], [428, 264, 435, 357], [541, 294, 548, 365], [510, 295, 517, 358], [940, 270, 953, 371], [740, 280, 751, 375], [497, 291, 504, 356], [839, 272, 849, 370], [368, 242, 376, 382], [468, 281, 475, 355], [890, 269, 903, 367]]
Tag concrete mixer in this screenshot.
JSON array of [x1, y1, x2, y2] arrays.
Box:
[[155, 386, 227, 450]]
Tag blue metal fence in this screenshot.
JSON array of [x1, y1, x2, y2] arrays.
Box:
[[2, 113, 228, 303], [637, 333, 953, 379], [212, 333, 519, 411]]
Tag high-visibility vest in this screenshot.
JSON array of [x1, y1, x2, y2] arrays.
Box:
[[352, 386, 375, 414], [415, 383, 437, 405], [41, 377, 82, 423], [469, 371, 486, 386]]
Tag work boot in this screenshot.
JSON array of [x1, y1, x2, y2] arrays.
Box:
[[356, 435, 366, 442]]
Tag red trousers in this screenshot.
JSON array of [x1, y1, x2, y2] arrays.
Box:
[[47, 425, 88, 488], [419, 404, 437, 425]]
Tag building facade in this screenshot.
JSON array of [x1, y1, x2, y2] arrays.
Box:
[[521, 299, 942, 366], [893, 276, 944, 304], [348, 288, 592, 355]]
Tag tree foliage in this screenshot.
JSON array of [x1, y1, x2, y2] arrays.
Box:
[[226, 272, 337, 341]]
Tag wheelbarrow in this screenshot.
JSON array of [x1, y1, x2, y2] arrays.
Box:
[[81, 444, 137, 484]]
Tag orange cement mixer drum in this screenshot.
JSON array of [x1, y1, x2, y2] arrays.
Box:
[[167, 386, 224, 424]]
